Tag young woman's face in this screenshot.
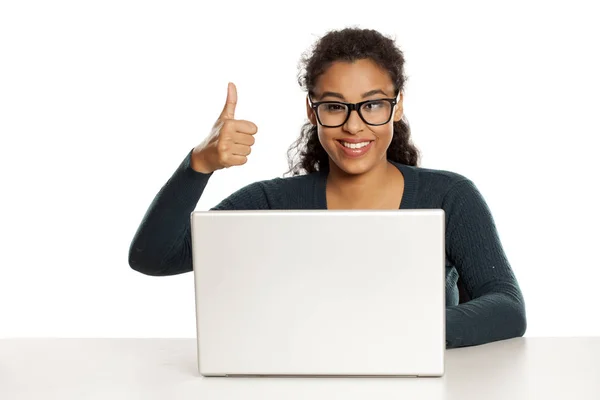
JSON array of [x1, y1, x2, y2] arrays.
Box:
[[307, 58, 403, 176]]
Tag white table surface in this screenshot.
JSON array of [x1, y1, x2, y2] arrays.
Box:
[[1, 337, 599, 399]]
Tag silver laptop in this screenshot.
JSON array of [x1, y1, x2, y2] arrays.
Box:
[[191, 209, 445, 377]]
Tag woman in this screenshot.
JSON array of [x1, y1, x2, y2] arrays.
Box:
[[128, 28, 526, 348]]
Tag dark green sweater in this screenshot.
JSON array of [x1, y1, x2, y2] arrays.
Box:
[[129, 148, 527, 348]]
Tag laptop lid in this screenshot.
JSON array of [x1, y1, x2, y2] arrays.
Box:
[[191, 209, 445, 377]]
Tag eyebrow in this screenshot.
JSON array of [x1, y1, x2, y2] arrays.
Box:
[[318, 89, 389, 101]]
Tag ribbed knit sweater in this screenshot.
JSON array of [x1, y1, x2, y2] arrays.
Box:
[[128, 148, 527, 348]]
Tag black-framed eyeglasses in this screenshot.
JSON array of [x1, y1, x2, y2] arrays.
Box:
[[308, 97, 398, 128]]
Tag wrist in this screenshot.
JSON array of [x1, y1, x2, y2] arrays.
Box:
[[190, 149, 214, 174]]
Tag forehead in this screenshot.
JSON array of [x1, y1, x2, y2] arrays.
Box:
[[314, 58, 394, 97]]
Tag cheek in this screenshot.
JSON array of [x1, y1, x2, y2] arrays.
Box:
[[372, 125, 394, 145], [317, 127, 338, 147]]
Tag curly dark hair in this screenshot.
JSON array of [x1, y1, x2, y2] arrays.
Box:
[[285, 27, 421, 176]]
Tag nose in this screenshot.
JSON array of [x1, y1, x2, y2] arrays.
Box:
[[343, 109, 364, 134]]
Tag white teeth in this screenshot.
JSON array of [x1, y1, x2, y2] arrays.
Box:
[[341, 141, 370, 149]]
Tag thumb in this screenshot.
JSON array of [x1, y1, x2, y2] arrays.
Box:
[[220, 82, 237, 120]]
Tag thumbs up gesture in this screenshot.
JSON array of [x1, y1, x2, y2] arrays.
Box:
[[191, 83, 258, 173]]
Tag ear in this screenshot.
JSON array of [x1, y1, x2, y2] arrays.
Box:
[[306, 97, 317, 125], [393, 92, 404, 122]]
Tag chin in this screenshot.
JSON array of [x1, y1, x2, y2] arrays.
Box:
[[333, 159, 373, 175], [328, 151, 383, 176]]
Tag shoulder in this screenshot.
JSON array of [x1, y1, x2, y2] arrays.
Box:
[[390, 160, 477, 202], [399, 163, 492, 218], [211, 171, 320, 210], [253, 171, 320, 190], [392, 161, 470, 189], [235, 170, 321, 192], [392, 162, 497, 233]]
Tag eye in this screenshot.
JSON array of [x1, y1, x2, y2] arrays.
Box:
[[323, 103, 346, 112], [363, 100, 385, 111]]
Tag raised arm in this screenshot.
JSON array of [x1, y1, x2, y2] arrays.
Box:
[[443, 179, 527, 348], [128, 149, 217, 276], [128, 82, 259, 276]]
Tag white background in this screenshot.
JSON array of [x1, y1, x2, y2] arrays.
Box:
[[1, 0, 598, 338]]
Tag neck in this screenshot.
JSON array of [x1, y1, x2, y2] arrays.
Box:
[[326, 158, 393, 202]]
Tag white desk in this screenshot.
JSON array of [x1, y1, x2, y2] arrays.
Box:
[[1, 337, 598, 399]]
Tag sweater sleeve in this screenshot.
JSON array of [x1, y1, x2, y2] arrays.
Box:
[[127, 148, 264, 276], [443, 179, 527, 348]]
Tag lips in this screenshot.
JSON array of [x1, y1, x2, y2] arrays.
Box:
[[337, 138, 374, 144], [336, 139, 374, 158]]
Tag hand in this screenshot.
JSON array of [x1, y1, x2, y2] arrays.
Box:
[[191, 82, 258, 173]]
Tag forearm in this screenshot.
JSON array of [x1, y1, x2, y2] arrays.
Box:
[[445, 290, 527, 348], [128, 148, 212, 276]]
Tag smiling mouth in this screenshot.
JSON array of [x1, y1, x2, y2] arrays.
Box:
[[335, 139, 374, 158], [337, 140, 373, 149]]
